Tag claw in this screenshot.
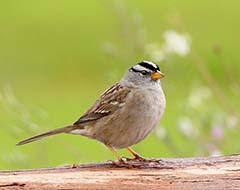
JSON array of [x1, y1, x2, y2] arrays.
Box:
[[123, 156, 145, 162], [111, 159, 141, 168], [123, 156, 163, 163], [133, 155, 146, 161]]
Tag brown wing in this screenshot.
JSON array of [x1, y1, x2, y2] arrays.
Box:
[[73, 83, 131, 125]]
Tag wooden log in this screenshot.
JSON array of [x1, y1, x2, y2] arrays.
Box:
[[0, 154, 240, 190]]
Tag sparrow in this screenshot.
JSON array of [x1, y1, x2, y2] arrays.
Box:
[[17, 61, 166, 162]]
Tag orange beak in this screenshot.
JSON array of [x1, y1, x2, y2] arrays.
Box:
[[151, 71, 165, 80]]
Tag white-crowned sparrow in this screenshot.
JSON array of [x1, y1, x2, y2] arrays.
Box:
[[17, 61, 166, 161]]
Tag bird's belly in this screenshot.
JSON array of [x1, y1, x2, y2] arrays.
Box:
[[102, 113, 159, 148], [87, 90, 165, 149]]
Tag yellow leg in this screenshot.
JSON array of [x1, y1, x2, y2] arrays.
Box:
[[107, 146, 121, 160], [126, 147, 144, 160]]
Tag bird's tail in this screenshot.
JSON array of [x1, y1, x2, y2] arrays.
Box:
[[16, 125, 75, 146]]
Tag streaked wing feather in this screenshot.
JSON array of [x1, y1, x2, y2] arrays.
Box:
[[73, 83, 131, 125]]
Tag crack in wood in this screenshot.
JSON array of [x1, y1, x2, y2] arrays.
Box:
[[0, 182, 25, 188]]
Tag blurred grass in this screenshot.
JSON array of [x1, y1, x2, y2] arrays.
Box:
[[0, 0, 240, 170]]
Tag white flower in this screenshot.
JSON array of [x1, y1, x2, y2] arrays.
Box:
[[188, 86, 212, 109], [226, 115, 238, 129], [145, 43, 165, 62], [144, 30, 191, 62], [178, 116, 198, 138], [163, 30, 191, 56], [207, 144, 223, 157], [210, 149, 223, 157], [156, 126, 167, 139]]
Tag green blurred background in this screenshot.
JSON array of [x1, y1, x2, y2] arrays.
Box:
[[0, 0, 240, 170]]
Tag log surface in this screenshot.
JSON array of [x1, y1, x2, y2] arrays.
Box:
[[0, 155, 240, 190]]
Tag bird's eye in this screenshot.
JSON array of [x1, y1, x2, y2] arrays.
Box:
[[141, 70, 148, 75]]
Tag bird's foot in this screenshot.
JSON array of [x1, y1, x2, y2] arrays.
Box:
[[124, 155, 146, 162], [111, 158, 141, 168], [124, 156, 162, 163]]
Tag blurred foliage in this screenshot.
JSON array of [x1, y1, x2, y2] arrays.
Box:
[[0, 0, 240, 169]]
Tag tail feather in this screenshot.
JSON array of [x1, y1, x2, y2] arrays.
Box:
[[16, 125, 74, 146]]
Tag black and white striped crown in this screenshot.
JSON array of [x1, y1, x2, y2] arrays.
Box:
[[130, 61, 160, 73]]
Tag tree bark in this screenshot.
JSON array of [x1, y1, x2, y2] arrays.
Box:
[[0, 154, 240, 190]]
